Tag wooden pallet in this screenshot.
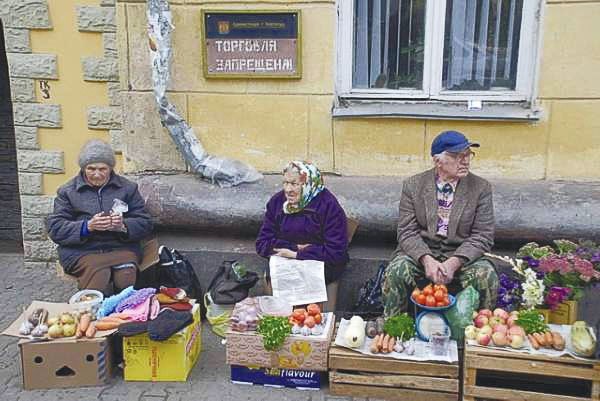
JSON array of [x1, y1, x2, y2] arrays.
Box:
[[328, 344, 459, 401], [463, 344, 600, 401]]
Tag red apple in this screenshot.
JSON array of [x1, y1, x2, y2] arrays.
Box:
[[492, 332, 509, 347], [493, 308, 510, 321], [477, 333, 491, 346], [507, 315, 518, 327], [508, 325, 525, 338], [510, 334, 524, 348], [478, 325, 493, 336], [493, 324, 508, 334], [488, 316, 505, 328], [474, 315, 489, 328], [478, 309, 493, 318]]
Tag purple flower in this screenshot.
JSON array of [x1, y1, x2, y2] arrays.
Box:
[[544, 286, 572, 310]]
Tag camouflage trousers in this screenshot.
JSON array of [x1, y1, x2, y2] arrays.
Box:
[[382, 255, 499, 317]]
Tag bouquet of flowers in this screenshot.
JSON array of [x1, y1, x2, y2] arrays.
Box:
[[491, 239, 600, 311]]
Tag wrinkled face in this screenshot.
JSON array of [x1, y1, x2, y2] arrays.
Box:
[[84, 163, 111, 187], [283, 171, 302, 206], [435, 149, 475, 180]]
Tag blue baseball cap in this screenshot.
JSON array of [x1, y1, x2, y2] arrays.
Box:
[[431, 130, 480, 156]]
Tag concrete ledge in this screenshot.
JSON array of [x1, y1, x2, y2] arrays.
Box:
[[135, 174, 600, 245]]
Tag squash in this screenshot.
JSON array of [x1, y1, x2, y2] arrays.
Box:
[[344, 316, 366, 348]]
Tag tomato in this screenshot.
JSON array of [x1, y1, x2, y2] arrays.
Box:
[[442, 298, 450, 306], [292, 309, 306, 323], [422, 285, 434, 296], [304, 316, 316, 328], [411, 289, 421, 300], [425, 295, 436, 307], [434, 284, 448, 294], [436, 301, 445, 307], [434, 290, 445, 302], [416, 294, 427, 305], [313, 313, 322, 324], [307, 304, 321, 316]]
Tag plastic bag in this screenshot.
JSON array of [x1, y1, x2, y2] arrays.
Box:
[[257, 296, 292, 317], [204, 293, 233, 338], [444, 286, 480, 341], [230, 297, 260, 332], [111, 198, 128, 215]]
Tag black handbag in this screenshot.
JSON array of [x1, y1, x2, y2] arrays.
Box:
[[206, 260, 259, 305], [156, 246, 204, 302], [352, 262, 387, 318]]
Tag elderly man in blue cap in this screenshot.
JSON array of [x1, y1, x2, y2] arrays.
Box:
[[383, 130, 498, 316]]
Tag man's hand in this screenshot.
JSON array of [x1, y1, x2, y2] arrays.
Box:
[[297, 244, 311, 251], [87, 212, 112, 232], [420, 255, 444, 284], [109, 212, 126, 232], [439, 257, 463, 284], [273, 248, 297, 259]]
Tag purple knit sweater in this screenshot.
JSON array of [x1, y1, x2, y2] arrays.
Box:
[[115, 288, 156, 313]]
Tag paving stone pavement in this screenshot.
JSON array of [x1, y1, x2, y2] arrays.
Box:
[[0, 252, 379, 401]]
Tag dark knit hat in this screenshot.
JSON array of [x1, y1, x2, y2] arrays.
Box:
[[78, 139, 115, 169]]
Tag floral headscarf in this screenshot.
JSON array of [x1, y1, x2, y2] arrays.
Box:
[[282, 161, 324, 214]]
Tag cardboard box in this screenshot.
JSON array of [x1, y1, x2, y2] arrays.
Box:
[[19, 336, 112, 390], [226, 313, 334, 372], [231, 365, 321, 390], [123, 304, 201, 381], [2, 300, 117, 390], [549, 300, 578, 325]]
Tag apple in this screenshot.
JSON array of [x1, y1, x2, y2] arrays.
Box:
[[493, 324, 508, 334], [508, 325, 525, 338], [510, 310, 519, 317], [464, 325, 478, 340], [488, 316, 505, 328], [478, 309, 493, 318], [507, 315, 518, 327], [474, 315, 489, 328], [477, 333, 491, 346], [478, 325, 492, 336], [472, 311, 479, 320], [510, 334, 524, 349], [493, 308, 510, 321], [492, 332, 509, 347]]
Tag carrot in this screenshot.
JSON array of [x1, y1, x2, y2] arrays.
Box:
[[387, 337, 396, 353], [544, 331, 553, 347], [376, 333, 384, 352], [79, 313, 91, 333], [381, 334, 390, 353], [533, 332, 546, 347], [528, 334, 540, 350], [95, 320, 121, 331], [85, 322, 97, 338], [370, 335, 380, 353]]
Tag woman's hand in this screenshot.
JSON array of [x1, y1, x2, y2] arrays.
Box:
[[87, 212, 112, 232], [297, 244, 312, 251], [273, 248, 297, 259]]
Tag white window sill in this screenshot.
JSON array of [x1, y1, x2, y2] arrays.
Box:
[[332, 98, 542, 121]]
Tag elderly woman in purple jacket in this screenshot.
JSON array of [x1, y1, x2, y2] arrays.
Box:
[[256, 161, 349, 310]]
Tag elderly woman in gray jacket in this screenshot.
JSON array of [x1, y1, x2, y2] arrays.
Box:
[[48, 140, 153, 295]]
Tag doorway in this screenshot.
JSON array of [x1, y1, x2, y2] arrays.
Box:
[[0, 18, 23, 250]]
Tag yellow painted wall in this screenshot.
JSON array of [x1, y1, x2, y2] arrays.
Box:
[[30, 0, 121, 196], [35, 0, 600, 184]]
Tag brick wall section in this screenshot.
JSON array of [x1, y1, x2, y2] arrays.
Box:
[[1, 0, 62, 265], [79, 3, 123, 153]]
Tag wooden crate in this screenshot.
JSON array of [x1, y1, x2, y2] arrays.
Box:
[[463, 344, 600, 401], [328, 344, 459, 401]]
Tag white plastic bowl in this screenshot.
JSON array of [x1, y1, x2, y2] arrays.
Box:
[[68, 289, 104, 315]]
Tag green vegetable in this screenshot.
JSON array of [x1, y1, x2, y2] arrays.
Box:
[[257, 316, 291, 351], [383, 313, 415, 341], [515, 310, 549, 334]]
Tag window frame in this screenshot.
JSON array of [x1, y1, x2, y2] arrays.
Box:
[[335, 0, 542, 103]]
